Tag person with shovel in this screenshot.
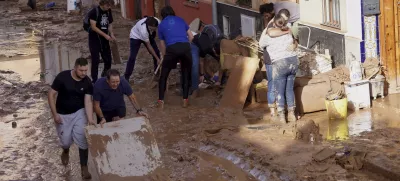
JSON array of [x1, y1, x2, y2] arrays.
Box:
[[124, 16, 162, 82], [93, 69, 148, 127]]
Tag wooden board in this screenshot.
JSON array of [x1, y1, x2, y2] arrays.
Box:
[[381, 0, 397, 92], [110, 41, 122, 64], [85, 117, 163, 181], [219, 56, 259, 110]]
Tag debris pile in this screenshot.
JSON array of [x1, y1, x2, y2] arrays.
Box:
[[362, 57, 381, 80], [297, 50, 333, 77], [0, 70, 48, 118]]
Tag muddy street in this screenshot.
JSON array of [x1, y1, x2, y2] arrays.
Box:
[[1, 1, 400, 181]]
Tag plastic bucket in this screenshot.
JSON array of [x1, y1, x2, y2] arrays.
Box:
[[326, 119, 349, 141], [325, 98, 348, 119]]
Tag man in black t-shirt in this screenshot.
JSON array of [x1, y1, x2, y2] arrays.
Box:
[[47, 58, 95, 179], [88, 0, 115, 83]]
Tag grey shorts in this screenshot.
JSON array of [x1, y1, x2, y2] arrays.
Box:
[[56, 108, 88, 150]]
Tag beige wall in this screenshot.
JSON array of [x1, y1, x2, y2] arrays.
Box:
[[299, 0, 361, 39], [299, 0, 347, 33], [298, 0, 363, 65]]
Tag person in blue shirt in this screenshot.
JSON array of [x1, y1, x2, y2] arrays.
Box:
[[93, 69, 148, 127], [157, 6, 194, 109]]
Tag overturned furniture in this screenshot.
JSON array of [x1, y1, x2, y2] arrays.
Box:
[[218, 38, 264, 110], [295, 65, 350, 114], [85, 117, 163, 181]]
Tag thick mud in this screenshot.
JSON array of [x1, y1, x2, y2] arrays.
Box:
[[1, 1, 400, 181]]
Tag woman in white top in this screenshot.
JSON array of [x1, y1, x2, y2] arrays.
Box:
[[261, 9, 298, 123], [124, 16, 162, 81]]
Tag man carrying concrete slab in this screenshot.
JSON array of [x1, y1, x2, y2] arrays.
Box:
[[47, 58, 96, 179], [93, 69, 148, 126]]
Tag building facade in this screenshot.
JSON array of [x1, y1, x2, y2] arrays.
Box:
[[298, 0, 380, 68], [216, 0, 298, 39], [169, 0, 213, 25]]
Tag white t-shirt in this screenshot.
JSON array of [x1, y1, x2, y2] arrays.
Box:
[[129, 17, 161, 42], [265, 33, 296, 62]]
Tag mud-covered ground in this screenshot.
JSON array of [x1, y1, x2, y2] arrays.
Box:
[[1, 1, 400, 181]]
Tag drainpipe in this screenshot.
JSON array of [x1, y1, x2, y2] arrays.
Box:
[[212, 0, 217, 25]]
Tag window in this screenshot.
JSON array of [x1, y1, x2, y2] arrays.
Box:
[[322, 0, 341, 29], [240, 14, 256, 38], [223, 15, 230, 37]]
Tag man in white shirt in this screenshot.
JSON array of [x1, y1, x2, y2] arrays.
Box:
[[124, 16, 162, 82]]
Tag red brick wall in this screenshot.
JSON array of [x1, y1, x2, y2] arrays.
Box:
[[142, 0, 155, 17], [170, 0, 212, 25]]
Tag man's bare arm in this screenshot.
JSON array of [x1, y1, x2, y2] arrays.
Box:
[[128, 94, 142, 111], [84, 94, 95, 125], [48, 89, 58, 117], [145, 41, 161, 63], [109, 23, 115, 40], [93, 100, 104, 120]]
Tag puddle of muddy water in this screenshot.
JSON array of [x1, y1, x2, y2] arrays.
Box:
[[302, 109, 398, 141], [199, 145, 292, 181], [0, 57, 41, 82], [0, 42, 82, 83]]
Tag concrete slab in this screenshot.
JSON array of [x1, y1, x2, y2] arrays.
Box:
[[85, 117, 162, 181]]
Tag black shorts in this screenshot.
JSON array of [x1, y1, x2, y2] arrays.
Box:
[[97, 107, 126, 124], [162, 42, 192, 69]]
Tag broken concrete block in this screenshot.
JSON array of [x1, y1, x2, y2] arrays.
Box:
[[312, 148, 336, 162], [51, 20, 64, 24], [85, 117, 163, 180]]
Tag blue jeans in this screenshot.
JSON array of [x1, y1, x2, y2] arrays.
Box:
[[190, 43, 200, 90], [124, 38, 160, 80], [266, 64, 276, 108], [272, 56, 299, 111]]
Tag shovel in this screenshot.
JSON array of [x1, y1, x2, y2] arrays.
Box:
[[148, 58, 163, 88]]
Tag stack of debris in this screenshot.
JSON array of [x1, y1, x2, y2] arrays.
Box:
[[362, 57, 381, 80], [295, 65, 350, 114], [301, 147, 368, 179], [297, 50, 333, 77]]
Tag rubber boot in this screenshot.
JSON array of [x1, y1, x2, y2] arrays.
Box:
[[269, 107, 277, 121], [287, 109, 297, 122], [60, 149, 69, 166], [81, 165, 92, 180], [277, 111, 286, 123], [157, 100, 164, 109]]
